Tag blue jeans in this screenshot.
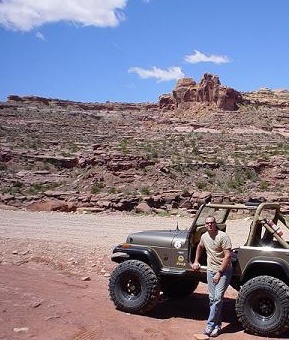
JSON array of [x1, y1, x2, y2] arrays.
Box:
[[206, 268, 233, 329]]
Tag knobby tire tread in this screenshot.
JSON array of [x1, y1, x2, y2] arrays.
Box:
[[236, 275, 289, 336], [109, 260, 160, 314]]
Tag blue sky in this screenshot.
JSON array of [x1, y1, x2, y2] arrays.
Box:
[[0, 0, 288, 103]]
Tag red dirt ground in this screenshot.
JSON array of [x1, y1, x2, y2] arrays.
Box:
[[1, 210, 288, 340]]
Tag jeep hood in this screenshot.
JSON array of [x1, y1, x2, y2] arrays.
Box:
[[125, 229, 187, 248]]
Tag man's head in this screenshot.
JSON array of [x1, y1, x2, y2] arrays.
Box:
[[205, 216, 217, 234]]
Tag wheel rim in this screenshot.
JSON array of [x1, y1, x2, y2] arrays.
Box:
[[119, 273, 142, 299], [249, 291, 276, 320]]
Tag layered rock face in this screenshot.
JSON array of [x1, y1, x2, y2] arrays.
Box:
[[1, 74, 289, 214], [242, 88, 289, 108], [159, 73, 242, 111]]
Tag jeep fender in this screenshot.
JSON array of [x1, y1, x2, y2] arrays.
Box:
[[242, 259, 289, 285], [111, 244, 162, 273]]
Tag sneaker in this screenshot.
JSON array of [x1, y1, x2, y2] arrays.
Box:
[[203, 326, 213, 336], [210, 326, 221, 337]]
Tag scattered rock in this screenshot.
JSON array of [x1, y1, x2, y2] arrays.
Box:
[[193, 334, 209, 340], [13, 327, 29, 333], [45, 315, 61, 321], [135, 202, 152, 214], [81, 276, 91, 281], [31, 300, 43, 308]]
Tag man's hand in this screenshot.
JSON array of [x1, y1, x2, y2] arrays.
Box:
[[213, 271, 221, 283], [191, 262, 201, 271]]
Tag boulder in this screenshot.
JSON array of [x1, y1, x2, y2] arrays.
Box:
[[26, 200, 70, 212], [135, 202, 152, 214]]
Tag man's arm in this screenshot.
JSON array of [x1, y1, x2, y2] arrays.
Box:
[[213, 248, 231, 283], [219, 248, 231, 274], [191, 242, 204, 270]]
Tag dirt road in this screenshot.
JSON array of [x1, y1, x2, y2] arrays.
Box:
[[0, 210, 281, 339]]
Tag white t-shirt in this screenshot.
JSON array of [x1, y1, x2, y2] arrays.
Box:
[[200, 230, 232, 272]]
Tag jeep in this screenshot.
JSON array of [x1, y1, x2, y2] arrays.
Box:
[[109, 201, 289, 337]]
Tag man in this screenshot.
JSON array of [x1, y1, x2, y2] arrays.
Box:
[[191, 216, 232, 337]]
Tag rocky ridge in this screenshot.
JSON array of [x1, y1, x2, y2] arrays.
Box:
[[1, 73, 289, 215]]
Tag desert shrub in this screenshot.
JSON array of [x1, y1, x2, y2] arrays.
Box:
[[91, 182, 105, 194], [67, 142, 79, 153], [139, 186, 151, 195], [0, 162, 7, 171], [259, 180, 269, 190], [27, 182, 59, 194], [2, 181, 24, 194], [118, 139, 129, 154], [196, 181, 207, 190]]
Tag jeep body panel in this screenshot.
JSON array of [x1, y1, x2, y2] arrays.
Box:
[[125, 229, 187, 249], [113, 229, 192, 270], [236, 246, 289, 283]]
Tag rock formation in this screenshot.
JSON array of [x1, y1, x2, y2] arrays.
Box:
[[159, 73, 242, 111]]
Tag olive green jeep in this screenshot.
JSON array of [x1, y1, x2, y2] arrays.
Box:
[[109, 201, 289, 337]]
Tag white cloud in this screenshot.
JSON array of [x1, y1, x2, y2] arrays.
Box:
[[128, 66, 184, 82], [36, 31, 45, 40], [0, 0, 127, 32], [185, 50, 231, 64]]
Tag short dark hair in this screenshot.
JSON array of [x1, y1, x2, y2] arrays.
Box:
[[205, 216, 216, 224]]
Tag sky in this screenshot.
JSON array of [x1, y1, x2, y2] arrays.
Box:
[[0, 0, 288, 103]]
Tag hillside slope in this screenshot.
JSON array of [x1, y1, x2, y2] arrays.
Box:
[[1, 77, 289, 214]]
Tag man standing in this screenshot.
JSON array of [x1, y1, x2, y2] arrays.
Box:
[[191, 216, 232, 337]]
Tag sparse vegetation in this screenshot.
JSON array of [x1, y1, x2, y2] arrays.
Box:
[[0, 162, 7, 171], [139, 186, 151, 195], [91, 182, 105, 194], [1, 95, 289, 210], [259, 180, 269, 191], [196, 181, 207, 190], [27, 182, 60, 195], [118, 139, 129, 154]]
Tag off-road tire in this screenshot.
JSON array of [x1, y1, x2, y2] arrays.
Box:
[[109, 260, 160, 314], [235, 275, 289, 337], [161, 278, 199, 298]]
